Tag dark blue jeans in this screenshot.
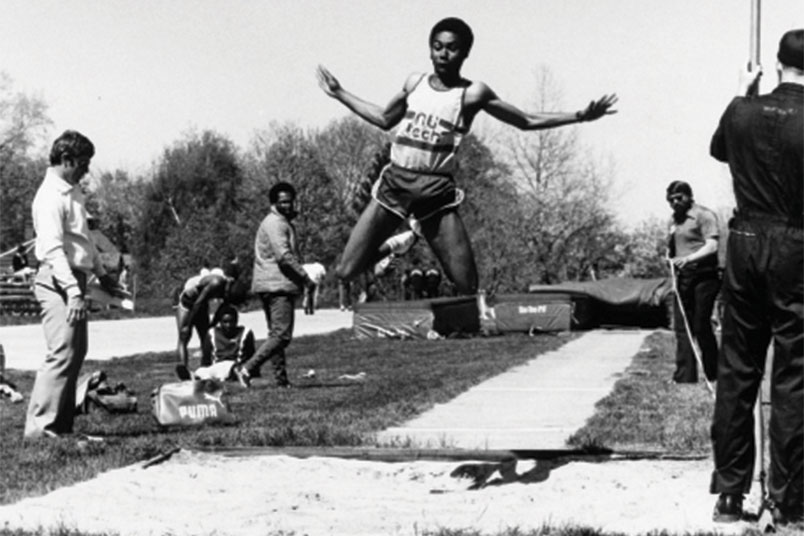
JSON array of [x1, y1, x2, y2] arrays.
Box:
[[242, 292, 295, 385], [711, 218, 803, 516]]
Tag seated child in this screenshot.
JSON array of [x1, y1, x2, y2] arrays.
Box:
[[195, 304, 256, 382]]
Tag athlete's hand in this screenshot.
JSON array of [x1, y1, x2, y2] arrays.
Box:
[[578, 94, 618, 122], [317, 65, 342, 97], [671, 256, 690, 270]]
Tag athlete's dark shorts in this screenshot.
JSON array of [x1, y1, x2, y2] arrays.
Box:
[[372, 164, 464, 222], [178, 291, 207, 311]]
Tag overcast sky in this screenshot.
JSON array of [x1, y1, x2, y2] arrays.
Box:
[[1, 0, 801, 225]]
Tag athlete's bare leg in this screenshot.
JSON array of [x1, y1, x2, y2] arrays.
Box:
[[336, 200, 403, 281], [420, 210, 478, 295], [175, 308, 189, 367]]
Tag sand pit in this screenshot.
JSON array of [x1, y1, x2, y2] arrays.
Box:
[[0, 449, 764, 535]]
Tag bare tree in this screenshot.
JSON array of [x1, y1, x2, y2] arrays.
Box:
[[133, 130, 246, 297], [0, 72, 52, 250], [490, 66, 618, 284], [615, 216, 670, 279], [313, 116, 389, 219], [244, 122, 348, 269], [85, 169, 146, 255], [0, 72, 51, 155]]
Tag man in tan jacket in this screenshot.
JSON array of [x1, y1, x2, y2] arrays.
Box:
[[236, 182, 315, 388]]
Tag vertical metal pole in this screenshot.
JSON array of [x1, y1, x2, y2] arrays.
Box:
[[746, 4, 772, 527], [747, 0, 762, 96], [749, 0, 761, 67]]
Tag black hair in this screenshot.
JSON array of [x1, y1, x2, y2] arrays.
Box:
[[778, 29, 804, 70], [216, 303, 239, 321], [269, 181, 297, 204], [666, 180, 693, 198], [211, 302, 240, 327], [49, 130, 95, 166], [430, 17, 474, 55]]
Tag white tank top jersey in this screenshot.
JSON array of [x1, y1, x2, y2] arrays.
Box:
[[391, 74, 468, 175]]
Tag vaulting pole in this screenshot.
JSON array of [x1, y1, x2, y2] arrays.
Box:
[[749, 0, 761, 67], [747, 3, 773, 529], [747, 0, 762, 96]]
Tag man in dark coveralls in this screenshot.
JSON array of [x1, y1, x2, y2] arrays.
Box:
[[708, 29, 804, 525]]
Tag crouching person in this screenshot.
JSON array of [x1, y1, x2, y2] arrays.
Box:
[[175, 261, 244, 380]]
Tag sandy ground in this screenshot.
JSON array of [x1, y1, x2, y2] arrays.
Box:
[[0, 449, 764, 536]]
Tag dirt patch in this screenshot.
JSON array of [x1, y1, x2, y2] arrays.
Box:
[[0, 449, 763, 535]]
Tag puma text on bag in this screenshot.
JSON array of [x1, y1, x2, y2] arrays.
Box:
[[150, 379, 230, 426]]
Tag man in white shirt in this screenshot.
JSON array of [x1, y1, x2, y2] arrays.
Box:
[[24, 130, 124, 439]]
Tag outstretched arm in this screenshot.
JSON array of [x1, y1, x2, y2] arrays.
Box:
[[470, 82, 617, 130], [317, 65, 413, 130]]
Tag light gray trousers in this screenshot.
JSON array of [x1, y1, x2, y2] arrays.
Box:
[[24, 268, 88, 438]]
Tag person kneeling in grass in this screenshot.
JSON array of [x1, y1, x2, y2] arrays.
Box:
[[195, 304, 256, 382]]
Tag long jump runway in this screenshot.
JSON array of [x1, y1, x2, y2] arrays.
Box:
[[376, 329, 650, 450]]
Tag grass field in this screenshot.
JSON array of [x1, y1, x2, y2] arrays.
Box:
[[568, 330, 714, 453], [0, 327, 791, 536]]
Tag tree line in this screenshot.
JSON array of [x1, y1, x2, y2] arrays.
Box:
[[0, 71, 670, 313]]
